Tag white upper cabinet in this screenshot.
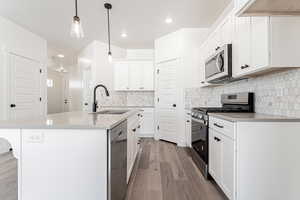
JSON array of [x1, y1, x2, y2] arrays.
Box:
[[114, 61, 154, 91], [114, 62, 129, 91], [235, 0, 300, 17], [155, 31, 180, 63], [129, 62, 143, 90], [233, 16, 300, 78]]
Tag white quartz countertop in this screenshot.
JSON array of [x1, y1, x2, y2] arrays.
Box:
[[209, 112, 300, 122], [0, 109, 141, 130]]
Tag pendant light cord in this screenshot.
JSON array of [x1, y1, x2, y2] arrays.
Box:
[[107, 8, 111, 53], [75, 0, 78, 17]]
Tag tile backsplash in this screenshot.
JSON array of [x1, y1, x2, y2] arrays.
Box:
[[98, 91, 154, 107], [185, 68, 300, 117]]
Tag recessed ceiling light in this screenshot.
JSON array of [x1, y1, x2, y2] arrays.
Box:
[[121, 33, 127, 38], [165, 17, 173, 24], [57, 54, 65, 58]]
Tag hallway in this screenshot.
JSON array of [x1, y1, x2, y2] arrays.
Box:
[[126, 139, 226, 200]]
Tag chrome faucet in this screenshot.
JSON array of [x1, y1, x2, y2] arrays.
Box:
[[93, 84, 110, 112]]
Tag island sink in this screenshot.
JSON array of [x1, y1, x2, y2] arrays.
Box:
[[92, 109, 129, 115]]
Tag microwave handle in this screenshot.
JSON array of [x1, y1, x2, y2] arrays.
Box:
[[215, 54, 224, 72]]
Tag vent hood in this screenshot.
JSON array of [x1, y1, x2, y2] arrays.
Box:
[[236, 0, 300, 17]]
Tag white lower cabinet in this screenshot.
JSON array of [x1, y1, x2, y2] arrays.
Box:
[[139, 108, 155, 138], [127, 112, 141, 182], [209, 116, 300, 200], [209, 128, 234, 199], [185, 110, 192, 147]]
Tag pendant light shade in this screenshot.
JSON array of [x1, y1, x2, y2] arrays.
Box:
[[104, 3, 112, 63], [71, 0, 84, 39]]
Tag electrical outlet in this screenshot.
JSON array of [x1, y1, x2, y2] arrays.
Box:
[[26, 132, 44, 143]]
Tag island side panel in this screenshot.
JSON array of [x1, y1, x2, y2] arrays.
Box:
[[236, 122, 300, 200], [21, 129, 107, 200]]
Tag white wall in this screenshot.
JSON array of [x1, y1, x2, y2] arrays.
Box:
[[47, 70, 64, 114], [126, 49, 154, 60], [0, 15, 47, 120]]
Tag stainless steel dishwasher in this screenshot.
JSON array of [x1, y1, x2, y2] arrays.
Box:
[[107, 120, 127, 200]]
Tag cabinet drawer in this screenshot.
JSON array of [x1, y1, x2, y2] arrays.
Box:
[[209, 117, 235, 140], [127, 112, 140, 128]]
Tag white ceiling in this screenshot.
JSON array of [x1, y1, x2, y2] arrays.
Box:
[[0, 0, 231, 55]]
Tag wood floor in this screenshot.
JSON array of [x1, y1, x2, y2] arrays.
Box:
[[126, 139, 227, 200]]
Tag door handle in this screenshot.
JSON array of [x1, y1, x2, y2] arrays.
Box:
[[10, 104, 16, 108]]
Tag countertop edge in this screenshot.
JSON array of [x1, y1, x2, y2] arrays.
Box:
[[208, 113, 300, 123]]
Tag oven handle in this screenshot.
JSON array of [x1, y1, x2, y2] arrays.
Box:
[[192, 118, 207, 125]]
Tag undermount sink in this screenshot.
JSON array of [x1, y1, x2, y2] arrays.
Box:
[[91, 110, 129, 115]]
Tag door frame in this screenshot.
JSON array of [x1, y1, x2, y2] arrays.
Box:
[[1, 46, 44, 120]]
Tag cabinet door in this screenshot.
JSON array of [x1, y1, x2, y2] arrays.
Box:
[[127, 126, 133, 181], [155, 31, 179, 63], [234, 17, 251, 77], [209, 129, 222, 182], [129, 62, 143, 90], [211, 30, 222, 52], [220, 14, 233, 45], [251, 17, 269, 71], [139, 109, 155, 137], [141, 62, 154, 90], [185, 112, 192, 147], [114, 62, 129, 91], [221, 135, 235, 199]]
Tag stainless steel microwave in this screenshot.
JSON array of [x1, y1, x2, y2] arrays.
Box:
[[205, 44, 232, 83]]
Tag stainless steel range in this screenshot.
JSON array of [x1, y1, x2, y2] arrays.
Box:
[[190, 92, 254, 179]]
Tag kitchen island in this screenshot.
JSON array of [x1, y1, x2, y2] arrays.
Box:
[[0, 109, 141, 200]]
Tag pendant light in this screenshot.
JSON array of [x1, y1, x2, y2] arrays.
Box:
[[71, 0, 84, 39], [104, 3, 112, 63]]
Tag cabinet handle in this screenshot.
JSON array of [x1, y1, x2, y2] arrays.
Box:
[[118, 131, 123, 136], [84, 103, 88, 106], [186, 120, 190, 123], [126, 87, 130, 90], [241, 64, 250, 70], [138, 125, 141, 129], [139, 87, 144, 90], [132, 128, 136, 132], [214, 137, 221, 142], [213, 123, 224, 128], [172, 104, 177, 107], [201, 81, 205, 84], [10, 104, 16, 108], [215, 46, 220, 51]]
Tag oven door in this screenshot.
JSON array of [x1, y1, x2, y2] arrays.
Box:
[[191, 118, 208, 163]]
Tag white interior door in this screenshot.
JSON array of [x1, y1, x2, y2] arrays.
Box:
[[8, 54, 41, 120], [82, 66, 92, 112], [156, 59, 179, 143], [62, 77, 69, 112]]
